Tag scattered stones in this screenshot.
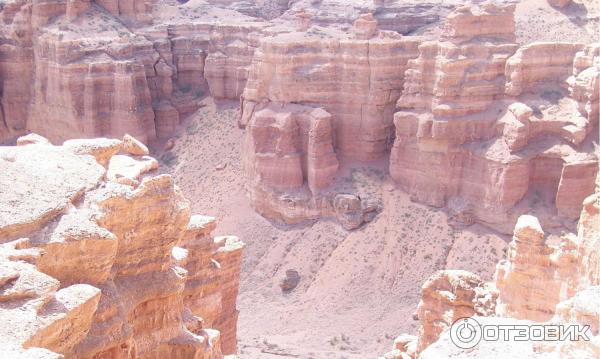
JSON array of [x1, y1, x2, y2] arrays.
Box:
[[122, 134, 150, 156], [216, 162, 228, 171], [164, 138, 176, 151], [280, 269, 301, 292]]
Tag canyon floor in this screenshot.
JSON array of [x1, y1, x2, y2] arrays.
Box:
[[156, 98, 513, 358]]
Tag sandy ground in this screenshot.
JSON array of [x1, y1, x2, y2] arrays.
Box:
[[155, 97, 509, 358], [515, 0, 599, 44]]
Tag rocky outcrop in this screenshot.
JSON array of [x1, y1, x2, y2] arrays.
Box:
[[239, 15, 423, 227], [241, 23, 423, 161], [0, 134, 244, 357], [382, 187, 600, 358], [415, 270, 496, 355], [242, 102, 382, 229], [284, 0, 459, 35], [495, 215, 580, 321], [204, 23, 263, 100], [391, 3, 519, 218], [243, 103, 338, 194], [505, 42, 584, 96], [390, 3, 598, 233], [419, 286, 600, 358], [0, 0, 35, 142], [577, 193, 600, 288], [29, 25, 157, 144], [0, 0, 268, 143], [379, 269, 498, 358], [569, 44, 600, 127], [176, 215, 245, 354], [239, 2, 598, 232]]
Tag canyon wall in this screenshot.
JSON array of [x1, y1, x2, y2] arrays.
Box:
[[284, 0, 461, 35], [370, 5, 600, 358], [239, 15, 418, 227], [241, 16, 423, 160], [0, 133, 244, 357], [0, 0, 266, 144], [239, 2, 598, 232], [390, 3, 598, 232], [2, 0, 595, 236]]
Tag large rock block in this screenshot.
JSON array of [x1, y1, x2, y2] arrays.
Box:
[[242, 32, 422, 160]]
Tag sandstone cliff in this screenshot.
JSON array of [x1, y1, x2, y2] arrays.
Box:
[[2, 0, 596, 237], [0, 133, 244, 357], [0, 0, 266, 144], [390, 2, 598, 233], [238, 2, 598, 234], [241, 19, 422, 160]]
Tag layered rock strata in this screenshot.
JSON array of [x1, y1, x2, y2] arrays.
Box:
[[283, 0, 461, 35], [242, 103, 379, 229], [390, 3, 598, 232], [0, 0, 266, 143], [0, 134, 244, 357], [239, 15, 420, 227], [239, 2, 598, 231], [505, 42, 584, 96], [241, 19, 423, 161], [495, 215, 580, 321], [413, 270, 497, 354]]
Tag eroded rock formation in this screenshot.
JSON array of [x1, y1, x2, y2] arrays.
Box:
[[413, 270, 497, 354], [0, 0, 266, 143], [241, 22, 422, 160], [390, 2, 598, 232], [495, 215, 580, 322], [381, 189, 600, 358], [0, 134, 244, 357], [237, 1, 598, 232], [1, 0, 596, 236]]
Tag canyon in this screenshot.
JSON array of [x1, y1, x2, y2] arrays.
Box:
[[0, 0, 598, 358]]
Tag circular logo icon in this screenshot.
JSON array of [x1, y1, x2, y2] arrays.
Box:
[[450, 317, 482, 349]]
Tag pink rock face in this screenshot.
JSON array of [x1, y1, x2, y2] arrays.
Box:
[[353, 13, 378, 40], [577, 193, 600, 288], [495, 215, 558, 321], [242, 102, 381, 229], [94, 0, 153, 23], [244, 103, 338, 193], [505, 42, 584, 96], [175, 216, 245, 354], [204, 24, 263, 100], [242, 31, 422, 161], [390, 3, 598, 233], [441, 3, 516, 43], [0, 1, 266, 143], [569, 44, 600, 125], [0, 134, 244, 358], [413, 270, 495, 354]]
